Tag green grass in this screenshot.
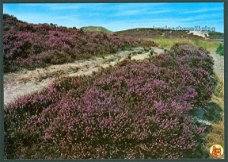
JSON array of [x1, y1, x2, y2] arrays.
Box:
[[148, 37, 222, 53], [81, 26, 112, 33]]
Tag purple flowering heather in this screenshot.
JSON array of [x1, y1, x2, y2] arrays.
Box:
[[3, 14, 157, 72], [4, 43, 215, 159]]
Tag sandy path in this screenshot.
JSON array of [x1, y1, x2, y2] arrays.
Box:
[[4, 47, 163, 105], [4, 47, 223, 106], [210, 49, 224, 81]]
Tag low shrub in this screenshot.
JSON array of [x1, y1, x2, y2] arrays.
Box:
[[216, 44, 224, 56], [4, 44, 215, 159]]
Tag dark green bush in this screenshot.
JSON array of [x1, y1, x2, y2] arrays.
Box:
[[216, 44, 224, 56]]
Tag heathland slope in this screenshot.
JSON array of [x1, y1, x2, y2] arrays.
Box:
[[3, 14, 224, 160], [3, 14, 156, 73], [4, 44, 215, 159]]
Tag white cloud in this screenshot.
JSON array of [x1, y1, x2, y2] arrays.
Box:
[[148, 10, 172, 14], [46, 3, 115, 11], [182, 7, 223, 14], [111, 9, 144, 16], [111, 9, 172, 17], [48, 4, 81, 10]]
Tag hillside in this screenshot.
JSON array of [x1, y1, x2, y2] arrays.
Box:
[[81, 26, 112, 33], [4, 43, 216, 159], [207, 31, 224, 40], [3, 14, 156, 73], [116, 28, 223, 40]]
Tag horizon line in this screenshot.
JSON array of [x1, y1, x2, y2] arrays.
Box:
[[3, 13, 224, 33]]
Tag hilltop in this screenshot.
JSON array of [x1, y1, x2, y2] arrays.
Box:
[[116, 28, 224, 40], [81, 26, 112, 33]]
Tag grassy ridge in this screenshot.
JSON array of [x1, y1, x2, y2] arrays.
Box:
[[81, 26, 112, 33], [148, 37, 222, 52], [116, 28, 205, 40], [116, 28, 223, 41]]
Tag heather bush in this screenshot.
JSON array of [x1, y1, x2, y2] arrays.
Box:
[[3, 14, 157, 72], [4, 43, 215, 159]]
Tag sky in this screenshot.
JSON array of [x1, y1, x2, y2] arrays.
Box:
[[3, 3, 224, 32]]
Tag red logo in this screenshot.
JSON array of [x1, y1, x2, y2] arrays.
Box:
[[210, 144, 223, 159]]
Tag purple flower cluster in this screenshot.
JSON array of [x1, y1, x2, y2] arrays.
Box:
[[4, 43, 215, 159], [3, 14, 157, 72]]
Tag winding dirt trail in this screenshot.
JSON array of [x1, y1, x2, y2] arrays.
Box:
[[210, 49, 224, 81], [4, 46, 164, 105], [4, 46, 224, 107]]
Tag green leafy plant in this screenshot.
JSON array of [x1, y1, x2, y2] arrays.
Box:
[[216, 44, 224, 56]]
